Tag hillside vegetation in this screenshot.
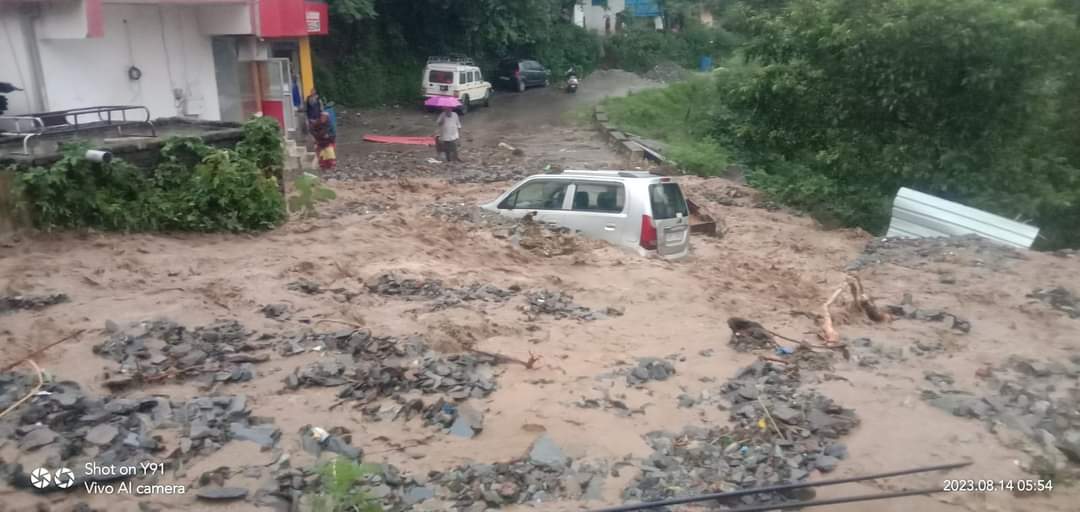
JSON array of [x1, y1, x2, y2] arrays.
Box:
[[606, 0, 1080, 249]]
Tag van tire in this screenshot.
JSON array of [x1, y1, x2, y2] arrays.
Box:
[[517, 80, 526, 93], [460, 95, 470, 114], [483, 90, 491, 107]]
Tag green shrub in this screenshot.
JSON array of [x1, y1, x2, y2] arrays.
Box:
[[13, 118, 286, 232], [534, 23, 603, 80], [310, 458, 383, 512], [722, 0, 1080, 248], [288, 172, 337, 217]]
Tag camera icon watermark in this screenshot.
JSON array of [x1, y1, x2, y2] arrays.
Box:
[[29, 467, 76, 490]]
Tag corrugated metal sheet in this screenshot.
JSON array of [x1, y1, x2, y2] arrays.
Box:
[[886, 187, 1039, 249]]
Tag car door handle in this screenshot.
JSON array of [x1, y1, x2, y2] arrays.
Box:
[[604, 223, 616, 230]]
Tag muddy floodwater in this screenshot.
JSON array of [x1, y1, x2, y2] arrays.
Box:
[[2, 71, 1079, 512]]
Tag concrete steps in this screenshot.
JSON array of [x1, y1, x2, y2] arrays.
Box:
[[284, 138, 317, 173]]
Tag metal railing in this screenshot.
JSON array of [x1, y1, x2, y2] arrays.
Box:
[[0, 105, 156, 155]]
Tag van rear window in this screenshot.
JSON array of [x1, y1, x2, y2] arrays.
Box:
[[649, 183, 689, 220], [429, 70, 454, 84]]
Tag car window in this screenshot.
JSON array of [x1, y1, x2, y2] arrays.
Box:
[[499, 181, 569, 210], [459, 71, 468, 84], [429, 70, 453, 84], [470, 71, 477, 82], [572, 182, 625, 213], [649, 183, 689, 220]]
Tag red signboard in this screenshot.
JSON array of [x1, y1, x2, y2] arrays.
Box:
[[258, 0, 328, 38], [305, 1, 328, 35]]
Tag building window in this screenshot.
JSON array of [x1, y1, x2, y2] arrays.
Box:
[[592, 0, 607, 6]]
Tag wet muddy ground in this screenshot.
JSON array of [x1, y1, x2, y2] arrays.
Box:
[[1, 70, 1079, 512]]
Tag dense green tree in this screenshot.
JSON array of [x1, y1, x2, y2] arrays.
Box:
[[314, 0, 600, 107], [723, 0, 1080, 248]]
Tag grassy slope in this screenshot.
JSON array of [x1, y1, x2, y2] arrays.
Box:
[[601, 60, 752, 175]]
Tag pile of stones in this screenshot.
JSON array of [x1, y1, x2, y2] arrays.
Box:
[[623, 361, 859, 508], [425, 203, 601, 257], [727, 317, 776, 353], [92, 319, 272, 389], [446, 168, 530, 185], [522, 290, 622, 321], [0, 372, 276, 491], [1028, 287, 1080, 319], [329, 146, 531, 184], [847, 337, 907, 369], [0, 292, 69, 314], [885, 302, 972, 333], [281, 328, 499, 425], [922, 355, 1080, 469], [426, 202, 519, 228], [432, 434, 607, 510], [845, 234, 1025, 272], [367, 272, 519, 311], [625, 358, 676, 386]]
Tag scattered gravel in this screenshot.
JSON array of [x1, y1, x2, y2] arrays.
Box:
[[922, 356, 1080, 473], [626, 358, 676, 386], [643, 62, 693, 84], [522, 289, 617, 321], [728, 317, 775, 352], [92, 319, 268, 389], [846, 235, 1026, 272], [1028, 287, 1080, 319], [282, 328, 499, 416], [0, 372, 271, 492], [623, 360, 859, 508], [367, 272, 518, 311], [431, 435, 608, 510], [0, 292, 69, 314], [426, 203, 602, 257]]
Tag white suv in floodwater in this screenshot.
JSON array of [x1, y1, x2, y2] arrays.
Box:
[[481, 170, 691, 259]]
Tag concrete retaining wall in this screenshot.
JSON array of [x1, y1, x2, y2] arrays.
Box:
[[593, 104, 681, 175]]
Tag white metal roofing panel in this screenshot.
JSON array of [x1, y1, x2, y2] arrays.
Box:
[[886, 187, 1039, 249]]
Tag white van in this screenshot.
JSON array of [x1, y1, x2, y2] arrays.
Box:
[[423, 57, 493, 114], [481, 170, 691, 259]]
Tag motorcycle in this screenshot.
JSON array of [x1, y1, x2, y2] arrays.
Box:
[[566, 75, 579, 94]]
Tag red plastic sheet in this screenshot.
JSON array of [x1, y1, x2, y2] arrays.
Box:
[[362, 135, 436, 146]]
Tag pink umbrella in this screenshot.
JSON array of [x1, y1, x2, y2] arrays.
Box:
[[424, 95, 461, 109]]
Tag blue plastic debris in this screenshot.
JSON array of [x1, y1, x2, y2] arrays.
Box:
[[775, 346, 795, 356]]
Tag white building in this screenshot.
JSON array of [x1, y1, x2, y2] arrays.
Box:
[[579, 0, 625, 35], [1, 0, 328, 131], [576, 0, 663, 35]]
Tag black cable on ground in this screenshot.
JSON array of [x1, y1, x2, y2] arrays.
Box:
[[589, 460, 971, 512]]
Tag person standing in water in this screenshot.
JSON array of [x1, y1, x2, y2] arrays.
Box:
[[435, 105, 462, 163]]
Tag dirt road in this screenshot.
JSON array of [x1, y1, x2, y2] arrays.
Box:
[[1, 70, 1079, 512]]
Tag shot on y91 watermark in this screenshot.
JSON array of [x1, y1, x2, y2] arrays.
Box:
[[30, 461, 186, 496]]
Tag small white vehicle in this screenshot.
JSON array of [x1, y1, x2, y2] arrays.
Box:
[[481, 170, 691, 259], [423, 56, 493, 114]]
